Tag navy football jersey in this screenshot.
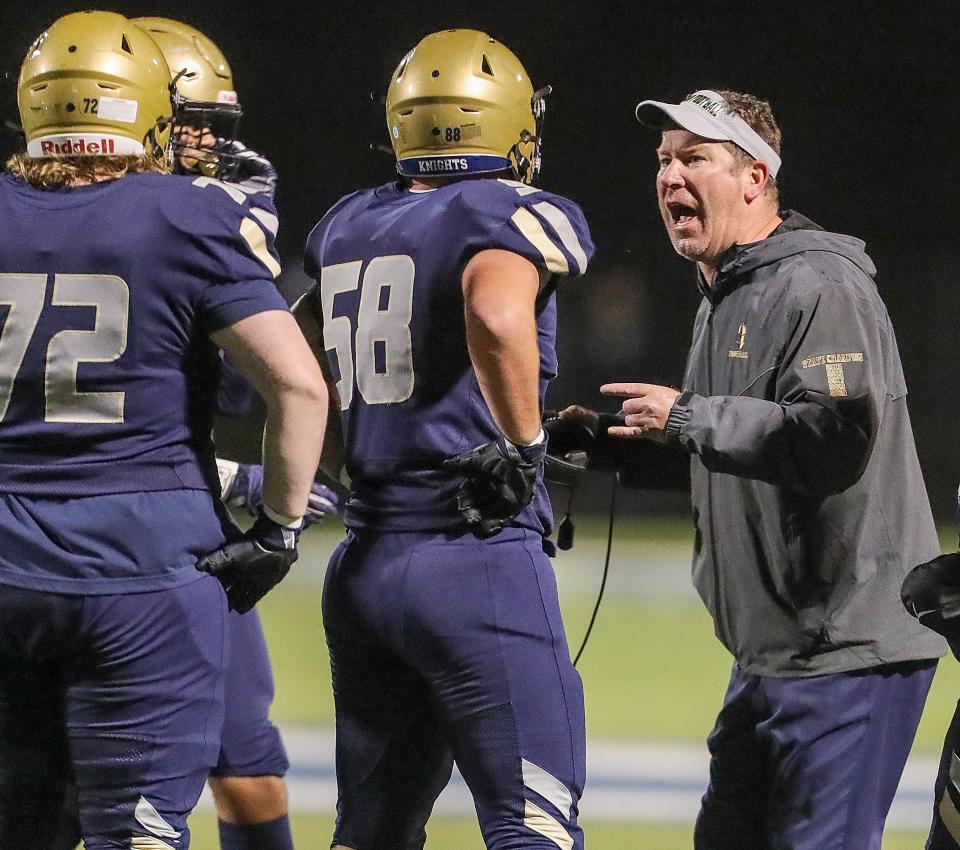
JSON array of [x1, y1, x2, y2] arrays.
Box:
[[0, 171, 286, 592], [304, 178, 593, 534]]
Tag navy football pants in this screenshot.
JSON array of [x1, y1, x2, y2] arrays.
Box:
[[0, 576, 227, 850], [323, 527, 586, 850], [695, 660, 936, 850], [51, 601, 289, 850], [211, 608, 290, 778]]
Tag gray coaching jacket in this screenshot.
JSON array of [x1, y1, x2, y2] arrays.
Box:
[[666, 211, 946, 676]]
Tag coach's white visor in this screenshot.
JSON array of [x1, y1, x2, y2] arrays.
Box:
[[636, 89, 782, 178]]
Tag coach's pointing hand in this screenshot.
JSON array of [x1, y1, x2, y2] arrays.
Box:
[[600, 383, 680, 443]]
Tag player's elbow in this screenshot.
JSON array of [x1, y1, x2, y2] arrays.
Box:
[[465, 300, 531, 348], [263, 361, 328, 415]]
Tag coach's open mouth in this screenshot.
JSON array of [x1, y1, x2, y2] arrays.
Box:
[[668, 202, 698, 226]]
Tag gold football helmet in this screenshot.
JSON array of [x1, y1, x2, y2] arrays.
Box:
[[18, 11, 173, 158], [386, 29, 549, 185], [132, 17, 242, 178]]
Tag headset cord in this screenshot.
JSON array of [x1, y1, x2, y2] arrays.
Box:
[[573, 469, 619, 667]]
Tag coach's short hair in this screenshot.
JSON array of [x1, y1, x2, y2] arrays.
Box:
[[691, 89, 781, 203]]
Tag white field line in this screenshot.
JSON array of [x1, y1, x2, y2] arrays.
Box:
[[195, 726, 939, 829]]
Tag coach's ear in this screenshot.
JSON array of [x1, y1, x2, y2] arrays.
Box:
[[744, 159, 772, 204]]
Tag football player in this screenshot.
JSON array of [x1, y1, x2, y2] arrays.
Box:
[[133, 16, 277, 197], [45, 18, 333, 850], [132, 20, 316, 850], [0, 11, 325, 850], [132, 16, 274, 424], [295, 29, 593, 850]]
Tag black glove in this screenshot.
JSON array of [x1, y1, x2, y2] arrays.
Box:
[[197, 513, 300, 613], [901, 552, 960, 656], [216, 139, 278, 199], [542, 411, 598, 457], [442, 434, 546, 537]]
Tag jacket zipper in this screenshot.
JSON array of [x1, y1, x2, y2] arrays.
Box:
[[704, 294, 726, 646]]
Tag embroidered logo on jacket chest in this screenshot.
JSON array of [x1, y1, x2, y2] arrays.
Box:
[[728, 324, 749, 359]]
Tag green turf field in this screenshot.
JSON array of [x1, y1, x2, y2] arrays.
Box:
[[185, 813, 932, 848], [236, 518, 958, 848]]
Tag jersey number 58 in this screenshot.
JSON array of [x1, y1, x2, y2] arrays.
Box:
[[320, 255, 414, 410]]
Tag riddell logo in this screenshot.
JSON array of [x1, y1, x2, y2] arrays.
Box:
[[40, 137, 117, 155]]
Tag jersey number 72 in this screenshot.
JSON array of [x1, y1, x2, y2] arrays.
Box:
[[0, 273, 128, 424]]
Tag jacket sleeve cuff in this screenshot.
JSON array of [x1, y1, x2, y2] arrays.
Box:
[[665, 392, 697, 447]]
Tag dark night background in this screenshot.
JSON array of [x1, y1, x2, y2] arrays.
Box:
[[2, 1, 958, 519]]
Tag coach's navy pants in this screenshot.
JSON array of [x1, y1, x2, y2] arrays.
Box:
[[695, 659, 936, 850]]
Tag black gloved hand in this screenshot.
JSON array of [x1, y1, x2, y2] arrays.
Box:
[[216, 139, 278, 199], [442, 434, 546, 537], [901, 552, 960, 657], [197, 513, 300, 613], [542, 411, 597, 457]]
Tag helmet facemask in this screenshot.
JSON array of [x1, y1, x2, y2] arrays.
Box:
[[508, 85, 551, 185], [131, 18, 242, 181], [170, 82, 243, 179]]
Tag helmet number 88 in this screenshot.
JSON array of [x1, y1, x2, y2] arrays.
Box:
[[319, 255, 415, 410]]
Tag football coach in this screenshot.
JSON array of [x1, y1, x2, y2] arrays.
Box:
[[596, 89, 946, 848]]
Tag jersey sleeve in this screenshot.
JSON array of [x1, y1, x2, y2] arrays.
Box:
[[163, 176, 288, 334], [303, 189, 367, 282], [302, 190, 370, 324], [453, 178, 595, 278]]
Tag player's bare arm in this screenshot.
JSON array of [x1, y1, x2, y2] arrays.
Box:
[[213, 310, 327, 519], [461, 247, 543, 445], [293, 293, 346, 480]]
